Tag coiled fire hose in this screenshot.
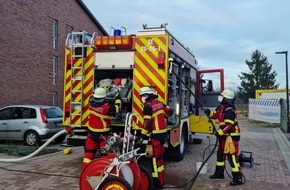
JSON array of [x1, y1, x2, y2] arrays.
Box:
[[0, 130, 67, 163]]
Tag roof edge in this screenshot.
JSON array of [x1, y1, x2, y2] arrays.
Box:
[[76, 0, 108, 35]]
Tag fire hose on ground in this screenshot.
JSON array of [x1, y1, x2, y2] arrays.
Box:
[[171, 71, 218, 190], [0, 130, 67, 163]]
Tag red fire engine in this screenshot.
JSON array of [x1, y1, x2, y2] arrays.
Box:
[[63, 24, 224, 161]]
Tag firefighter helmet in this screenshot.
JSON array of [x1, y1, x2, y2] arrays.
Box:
[[93, 87, 107, 99], [221, 89, 235, 99], [139, 87, 154, 96]]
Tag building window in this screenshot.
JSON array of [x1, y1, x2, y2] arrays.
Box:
[[53, 56, 58, 85], [52, 92, 58, 106], [53, 20, 58, 49]]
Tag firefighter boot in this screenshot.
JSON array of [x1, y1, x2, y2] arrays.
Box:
[[230, 172, 244, 186], [209, 166, 224, 179]]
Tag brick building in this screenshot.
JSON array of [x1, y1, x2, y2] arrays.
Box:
[[0, 0, 107, 107]]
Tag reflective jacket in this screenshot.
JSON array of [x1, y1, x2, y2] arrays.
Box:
[[88, 103, 116, 133], [142, 99, 171, 135], [210, 103, 240, 138]]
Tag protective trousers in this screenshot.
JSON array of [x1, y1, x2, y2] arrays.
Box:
[[214, 137, 242, 181], [81, 133, 106, 170], [151, 138, 165, 187]]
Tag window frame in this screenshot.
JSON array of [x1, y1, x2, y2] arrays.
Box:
[[53, 20, 58, 50], [52, 91, 58, 106], [52, 56, 58, 85]]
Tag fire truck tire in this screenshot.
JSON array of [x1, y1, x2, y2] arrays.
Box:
[[138, 165, 153, 190], [98, 176, 132, 190]]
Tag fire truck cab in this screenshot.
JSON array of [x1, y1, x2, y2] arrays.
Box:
[[63, 25, 224, 161]]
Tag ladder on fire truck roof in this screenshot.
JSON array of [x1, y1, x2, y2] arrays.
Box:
[[67, 31, 89, 127]]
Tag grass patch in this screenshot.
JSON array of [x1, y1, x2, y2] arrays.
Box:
[[0, 144, 60, 157]]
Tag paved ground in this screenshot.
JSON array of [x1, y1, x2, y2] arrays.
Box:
[[0, 114, 290, 190]]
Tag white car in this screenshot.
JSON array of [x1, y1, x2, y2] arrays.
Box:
[[0, 105, 66, 146]]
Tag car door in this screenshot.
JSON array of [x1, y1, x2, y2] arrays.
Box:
[[7, 107, 30, 140], [0, 107, 14, 140]]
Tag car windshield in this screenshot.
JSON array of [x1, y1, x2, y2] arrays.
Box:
[[44, 107, 63, 118]]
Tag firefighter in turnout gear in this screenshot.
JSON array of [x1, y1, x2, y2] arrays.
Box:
[[81, 87, 121, 170], [204, 89, 244, 186], [139, 87, 174, 189]]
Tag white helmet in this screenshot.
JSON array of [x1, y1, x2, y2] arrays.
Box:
[[93, 87, 107, 99], [221, 89, 235, 99], [139, 87, 154, 96]]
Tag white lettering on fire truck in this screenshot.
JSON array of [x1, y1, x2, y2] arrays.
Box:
[[140, 39, 161, 52]]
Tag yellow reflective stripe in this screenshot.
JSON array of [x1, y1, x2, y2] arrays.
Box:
[[83, 158, 91, 164], [219, 122, 225, 125], [115, 99, 121, 104], [152, 110, 164, 118], [141, 128, 148, 135], [231, 155, 240, 172], [152, 158, 158, 177], [157, 165, 164, 172], [154, 117, 159, 131], [144, 115, 151, 119], [88, 126, 110, 132], [224, 119, 235, 124], [89, 110, 111, 119], [218, 128, 224, 136], [216, 161, 225, 166], [152, 129, 167, 134], [230, 133, 240, 136], [115, 105, 119, 113]]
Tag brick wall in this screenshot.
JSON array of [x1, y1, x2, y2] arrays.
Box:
[[0, 0, 106, 107]]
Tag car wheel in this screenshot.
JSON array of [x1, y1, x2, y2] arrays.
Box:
[[25, 131, 41, 146], [54, 133, 66, 143]]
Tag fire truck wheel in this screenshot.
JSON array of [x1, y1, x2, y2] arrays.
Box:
[[138, 165, 153, 190], [98, 176, 132, 190]]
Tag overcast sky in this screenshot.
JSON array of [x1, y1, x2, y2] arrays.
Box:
[[82, 0, 290, 90]]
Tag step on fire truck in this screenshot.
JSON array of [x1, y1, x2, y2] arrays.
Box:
[[63, 24, 224, 161]]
